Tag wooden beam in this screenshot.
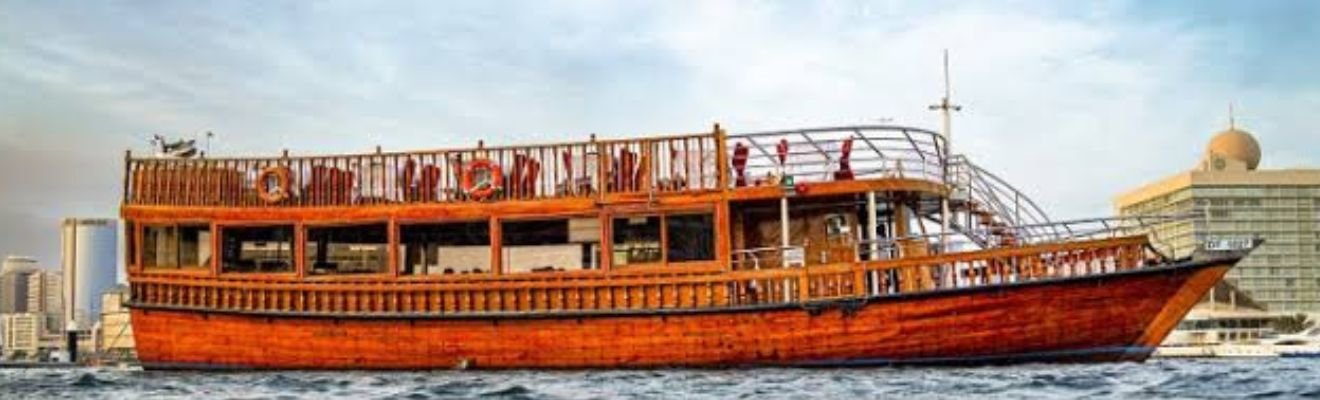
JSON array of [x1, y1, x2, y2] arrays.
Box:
[[490, 216, 502, 275]]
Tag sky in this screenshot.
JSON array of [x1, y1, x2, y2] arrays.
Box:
[[1, 0, 1318, 268]]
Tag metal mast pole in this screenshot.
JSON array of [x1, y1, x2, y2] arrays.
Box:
[[929, 50, 961, 257]]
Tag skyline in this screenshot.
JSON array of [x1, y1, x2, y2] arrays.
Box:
[[3, 1, 1320, 265]]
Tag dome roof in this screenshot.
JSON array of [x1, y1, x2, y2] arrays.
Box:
[[1206, 128, 1261, 170]]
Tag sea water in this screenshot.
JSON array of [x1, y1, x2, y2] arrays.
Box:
[[1, 358, 1317, 399]]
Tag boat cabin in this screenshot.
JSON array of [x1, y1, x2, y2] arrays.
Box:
[[121, 125, 1153, 314]]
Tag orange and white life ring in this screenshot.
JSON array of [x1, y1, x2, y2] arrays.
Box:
[[256, 166, 292, 203], [461, 159, 503, 201]]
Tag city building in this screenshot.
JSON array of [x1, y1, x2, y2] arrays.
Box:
[[26, 270, 63, 332], [61, 218, 118, 332], [0, 255, 38, 274], [97, 286, 135, 362], [1, 313, 40, 359], [1115, 119, 1320, 312], [1, 256, 39, 314]]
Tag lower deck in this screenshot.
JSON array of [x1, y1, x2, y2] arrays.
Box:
[[128, 234, 1152, 317], [128, 255, 1235, 369]]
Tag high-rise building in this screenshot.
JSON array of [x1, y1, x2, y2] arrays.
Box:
[[61, 218, 119, 331], [1115, 122, 1320, 312], [0, 256, 39, 313]]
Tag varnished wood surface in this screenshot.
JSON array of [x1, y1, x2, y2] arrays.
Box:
[[127, 236, 1150, 316], [130, 258, 1231, 369]]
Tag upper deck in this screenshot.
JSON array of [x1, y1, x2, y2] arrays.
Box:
[[122, 125, 949, 209]]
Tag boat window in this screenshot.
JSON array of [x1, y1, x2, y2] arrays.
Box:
[[613, 215, 662, 266], [305, 223, 389, 275], [666, 214, 715, 262], [220, 225, 294, 273], [400, 221, 490, 275], [142, 223, 212, 270], [502, 217, 600, 273]]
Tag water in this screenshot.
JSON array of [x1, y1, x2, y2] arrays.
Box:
[[2, 359, 1318, 399]]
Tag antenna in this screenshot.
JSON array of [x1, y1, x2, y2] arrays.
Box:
[[928, 49, 963, 260], [928, 49, 962, 150], [1228, 104, 1236, 130]]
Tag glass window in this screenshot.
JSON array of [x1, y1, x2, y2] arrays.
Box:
[[306, 223, 389, 275], [502, 217, 601, 273], [142, 224, 212, 269], [666, 214, 715, 262], [220, 225, 294, 273], [613, 215, 662, 266], [400, 221, 490, 275]]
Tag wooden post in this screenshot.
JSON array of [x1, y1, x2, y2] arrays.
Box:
[[123, 150, 132, 205], [388, 218, 399, 277], [659, 213, 669, 266], [599, 211, 613, 272], [780, 197, 790, 267], [715, 202, 732, 271], [490, 216, 502, 275], [294, 222, 306, 278], [714, 123, 728, 191], [209, 223, 220, 276]]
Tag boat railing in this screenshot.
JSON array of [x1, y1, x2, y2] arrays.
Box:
[[130, 234, 1154, 315], [730, 245, 808, 271], [947, 155, 1060, 241], [123, 131, 723, 207], [857, 214, 1193, 261], [726, 125, 946, 188]]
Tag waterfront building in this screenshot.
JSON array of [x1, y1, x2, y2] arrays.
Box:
[[0, 256, 39, 313], [97, 286, 135, 362], [61, 218, 118, 331], [1, 313, 40, 360], [1115, 120, 1320, 312]]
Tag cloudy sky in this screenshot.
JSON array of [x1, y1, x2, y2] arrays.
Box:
[[2, 0, 1318, 267]]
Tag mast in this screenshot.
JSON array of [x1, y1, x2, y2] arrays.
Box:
[[928, 50, 961, 256]]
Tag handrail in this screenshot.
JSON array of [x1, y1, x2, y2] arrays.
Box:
[[128, 235, 1156, 315], [860, 214, 1196, 259], [125, 132, 722, 207]]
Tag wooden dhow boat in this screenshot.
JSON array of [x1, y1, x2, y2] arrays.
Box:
[[121, 124, 1253, 369]]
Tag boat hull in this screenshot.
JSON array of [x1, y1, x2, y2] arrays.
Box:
[[130, 259, 1231, 370]]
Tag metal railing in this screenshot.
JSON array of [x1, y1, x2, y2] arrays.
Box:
[[857, 214, 1193, 262], [726, 125, 947, 188]]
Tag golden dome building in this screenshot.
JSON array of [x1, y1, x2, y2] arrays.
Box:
[[1116, 118, 1320, 313]]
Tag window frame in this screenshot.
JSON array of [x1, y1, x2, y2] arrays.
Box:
[[499, 214, 602, 274], [134, 220, 215, 275], [216, 221, 299, 277], [610, 209, 719, 269], [302, 220, 394, 279], [396, 218, 494, 278]]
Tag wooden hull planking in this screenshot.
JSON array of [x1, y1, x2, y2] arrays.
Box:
[[130, 259, 1230, 370]]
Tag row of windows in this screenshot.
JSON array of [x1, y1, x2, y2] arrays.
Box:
[[133, 213, 716, 276]]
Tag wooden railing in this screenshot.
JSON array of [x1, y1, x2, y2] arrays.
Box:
[[123, 125, 956, 208], [129, 236, 1153, 316], [124, 132, 721, 207]]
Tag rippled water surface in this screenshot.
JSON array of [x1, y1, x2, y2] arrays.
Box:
[[2, 358, 1319, 399]]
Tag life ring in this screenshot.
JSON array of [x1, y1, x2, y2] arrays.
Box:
[[461, 159, 503, 201], [256, 166, 291, 203]]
